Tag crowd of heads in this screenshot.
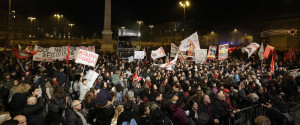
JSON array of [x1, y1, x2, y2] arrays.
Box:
[[0, 47, 299, 125]]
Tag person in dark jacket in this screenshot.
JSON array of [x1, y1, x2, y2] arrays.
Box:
[[198, 94, 219, 125], [65, 100, 88, 125], [266, 97, 293, 125], [9, 83, 31, 116], [213, 92, 233, 125], [95, 82, 114, 125], [45, 87, 67, 125], [117, 101, 138, 125], [22, 96, 44, 125], [56, 67, 66, 86]]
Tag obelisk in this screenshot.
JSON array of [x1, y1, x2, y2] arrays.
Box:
[[101, 0, 113, 51]]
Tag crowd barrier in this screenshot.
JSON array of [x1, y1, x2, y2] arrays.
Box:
[[224, 98, 300, 125]]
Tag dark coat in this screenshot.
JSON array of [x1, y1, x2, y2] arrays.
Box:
[[56, 72, 66, 85], [22, 98, 45, 125], [10, 93, 27, 113], [65, 108, 83, 125], [198, 102, 219, 125], [213, 99, 231, 122]]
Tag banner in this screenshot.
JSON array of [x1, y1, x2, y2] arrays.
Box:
[[84, 70, 99, 88], [258, 43, 264, 60], [179, 32, 200, 51], [159, 53, 178, 70], [151, 47, 166, 59], [195, 49, 207, 64], [242, 43, 260, 58], [75, 49, 99, 67], [207, 46, 217, 60], [33, 45, 95, 61], [218, 44, 229, 60], [171, 43, 185, 63], [170, 45, 177, 57], [134, 51, 145, 59]]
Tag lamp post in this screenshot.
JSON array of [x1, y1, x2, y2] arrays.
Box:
[[68, 23, 74, 39], [179, 1, 189, 32], [137, 20, 143, 46], [54, 14, 63, 38], [28, 17, 36, 37], [149, 25, 154, 42]]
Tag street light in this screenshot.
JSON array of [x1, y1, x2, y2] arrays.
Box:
[[54, 14, 63, 38], [179, 1, 189, 31], [28, 17, 36, 37], [149, 25, 154, 42], [137, 20, 143, 30], [137, 20, 143, 46], [69, 23, 74, 38]]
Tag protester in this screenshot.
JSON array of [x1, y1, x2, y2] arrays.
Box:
[[0, 43, 298, 125]]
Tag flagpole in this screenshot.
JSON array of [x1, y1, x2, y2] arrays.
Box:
[[17, 58, 26, 73]]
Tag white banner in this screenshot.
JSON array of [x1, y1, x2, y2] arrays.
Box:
[[195, 49, 207, 64], [242, 43, 260, 58], [75, 49, 99, 67], [134, 51, 145, 59], [170, 45, 177, 57], [84, 70, 99, 88], [179, 32, 200, 51], [33, 45, 95, 61], [151, 47, 166, 59]]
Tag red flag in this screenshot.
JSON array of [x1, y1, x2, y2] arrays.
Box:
[[270, 54, 275, 79], [289, 46, 296, 61], [263, 45, 274, 59], [66, 42, 70, 64], [284, 50, 290, 63], [13, 49, 38, 59], [228, 47, 238, 54]]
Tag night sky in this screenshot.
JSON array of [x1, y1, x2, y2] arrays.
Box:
[[0, 0, 299, 36]]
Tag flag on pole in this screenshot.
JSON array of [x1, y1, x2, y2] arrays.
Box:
[[270, 54, 275, 79], [171, 43, 185, 63], [159, 53, 178, 70], [179, 32, 200, 51], [242, 43, 260, 58], [66, 42, 70, 64], [263, 45, 274, 59], [13, 49, 38, 59], [258, 43, 264, 60]]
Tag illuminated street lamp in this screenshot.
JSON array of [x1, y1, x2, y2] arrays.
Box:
[[69, 23, 74, 38], [28, 17, 36, 37], [179, 1, 189, 31], [54, 14, 63, 38], [137, 20, 143, 31], [137, 20, 143, 46], [149, 25, 154, 42]]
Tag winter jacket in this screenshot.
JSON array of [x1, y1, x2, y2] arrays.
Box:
[[65, 108, 83, 125], [22, 98, 45, 125], [170, 104, 188, 125]]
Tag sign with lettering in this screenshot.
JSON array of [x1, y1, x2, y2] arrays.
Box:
[[75, 49, 99, 67], [218, 44, 229, 60], [33, 45, 95, 61], [151, 47, 166, 59]]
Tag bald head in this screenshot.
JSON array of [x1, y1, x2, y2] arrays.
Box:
[[13, 115, 26, 125], [217, 92, 225, 101], [27, 97, 37, 105]]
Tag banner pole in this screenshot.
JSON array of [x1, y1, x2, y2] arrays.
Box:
[[17, 59, 25, 73]]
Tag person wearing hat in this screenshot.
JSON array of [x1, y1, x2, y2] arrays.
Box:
[[65, 100, 88, 125], [223, 89, 240, 112]]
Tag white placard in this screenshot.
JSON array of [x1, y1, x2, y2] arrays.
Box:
[[134, 51, 145, 59], [75, 49, 99, 67]]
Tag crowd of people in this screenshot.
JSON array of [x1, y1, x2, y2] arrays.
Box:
[[0, 46, 299, 125]]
